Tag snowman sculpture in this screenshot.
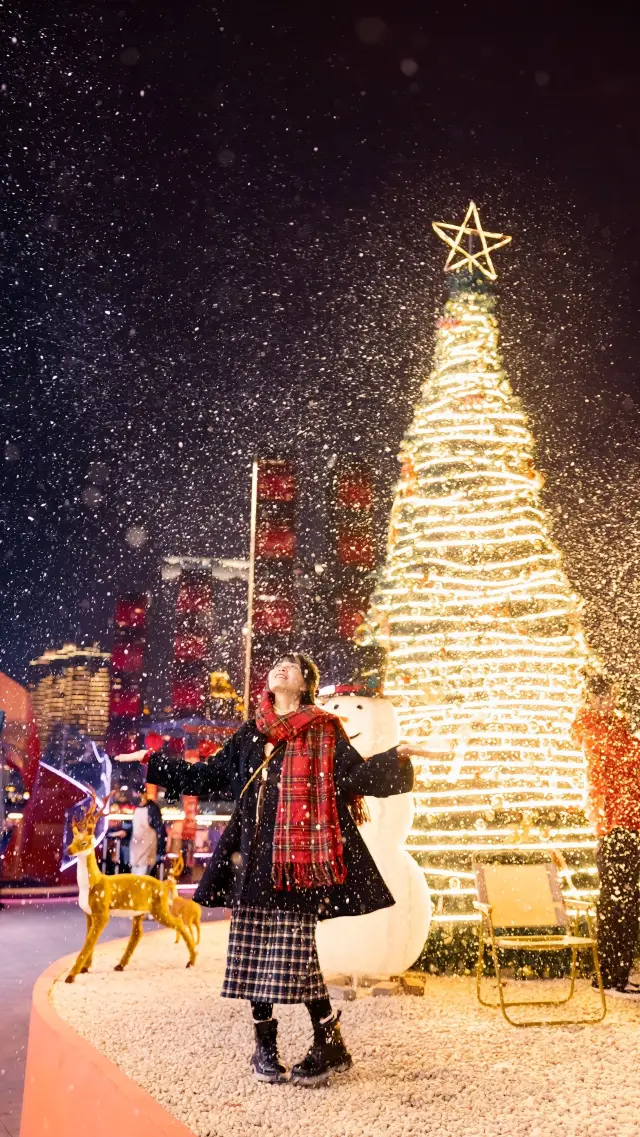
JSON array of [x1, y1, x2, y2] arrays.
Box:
[[316, 695, 432, 979]]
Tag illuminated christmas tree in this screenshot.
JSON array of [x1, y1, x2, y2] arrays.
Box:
[[362, 203, 595, 928]]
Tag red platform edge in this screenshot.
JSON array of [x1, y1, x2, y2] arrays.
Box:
[[20, 952, 197, 1137]]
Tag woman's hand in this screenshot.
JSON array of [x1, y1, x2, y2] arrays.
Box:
[[114, 748, 152, 763], [397, 741, 439, 762]]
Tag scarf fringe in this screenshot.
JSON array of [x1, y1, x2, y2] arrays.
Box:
[[348, 796, 370, 827], [272, 856, 347, 891]]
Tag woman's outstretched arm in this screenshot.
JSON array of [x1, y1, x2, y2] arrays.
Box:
[[146, 734, 238, 800], [334, 737, 414, 798]]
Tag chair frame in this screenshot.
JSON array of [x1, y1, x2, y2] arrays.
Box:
[[473, 858, 607, 1027]]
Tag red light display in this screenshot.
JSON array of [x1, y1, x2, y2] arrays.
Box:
[[337, 473, 374, 510], [258, 462, 296, 502], [176, 583, 213, 614], [337, 529, 375, 569], [256, 520, 296, 559], [174, 633, 207, 662], [110, 643, 145, 673], [338, 601, 365, 639], [105, 730, 140, 756], [253, 597, 294, 633], [172, 678, 206, 713], [114, 597, 147, 628], [109, 689, 141, 719]]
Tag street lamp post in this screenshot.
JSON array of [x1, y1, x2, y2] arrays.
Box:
[[242, 457, 259, 721]]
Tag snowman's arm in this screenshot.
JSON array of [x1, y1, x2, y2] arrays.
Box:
[[334, 740, 414, 798]]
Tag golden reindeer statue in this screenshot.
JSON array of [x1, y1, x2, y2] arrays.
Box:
[[65, 790, 197, 983], [167, 853, 202, 946]]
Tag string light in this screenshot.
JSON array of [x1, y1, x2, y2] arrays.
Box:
[[361, 229, 594, 924]]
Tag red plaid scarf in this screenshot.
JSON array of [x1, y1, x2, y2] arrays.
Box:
[[255, 692, 347, 890]]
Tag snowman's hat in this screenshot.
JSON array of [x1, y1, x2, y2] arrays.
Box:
[[318, 681, 379, 700]]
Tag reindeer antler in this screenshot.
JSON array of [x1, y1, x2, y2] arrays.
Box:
[[79, 787, 114, 831], [77, 787, 99, 831]]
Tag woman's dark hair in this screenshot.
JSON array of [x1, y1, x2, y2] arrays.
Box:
[[583, 671, 611, 699], [278, 652, 320, 705]]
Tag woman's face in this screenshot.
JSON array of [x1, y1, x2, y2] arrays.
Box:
[[268, 656, 306, 699], [588, 691, 615, 716]]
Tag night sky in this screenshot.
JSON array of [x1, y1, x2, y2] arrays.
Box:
[[2, 2, 640, 706]]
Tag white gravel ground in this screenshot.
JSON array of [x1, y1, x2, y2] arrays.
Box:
[[51, 921, 640, 1137]]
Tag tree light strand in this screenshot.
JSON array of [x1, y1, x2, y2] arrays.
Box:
[[363, 282, 594, 919]]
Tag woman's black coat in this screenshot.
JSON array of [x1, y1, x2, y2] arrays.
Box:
[[147, 719, 414, 919]]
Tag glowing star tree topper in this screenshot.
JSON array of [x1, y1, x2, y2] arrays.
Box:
[[362, 205, 595, 928], [432, 201, 512, 281]]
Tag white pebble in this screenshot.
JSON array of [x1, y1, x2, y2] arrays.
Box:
[[51, 924, 638, 1136]]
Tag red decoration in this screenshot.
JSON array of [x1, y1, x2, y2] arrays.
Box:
[[174, 633, 207, 662], [109, 688, 141, 719], [253, 596, 294, 633], [144, 732, 164, 753], [458, 392, 485, 408], [256, 520, 296, 559], [337, 473, 373, 510], [0, 673, 41, 795], [2, 763, 87, 885], [105, 730, 139, 756], [111, 642, 145, 673], [114, 596, 147, 629], [199, 740, 219, 759], [338, 602, 365, 639], [258, 462, 296, 502], [172, 678, 206, 713], [182, 794, 198, 841], [176, 583, 212, 614], [337, 529, 375, 569]]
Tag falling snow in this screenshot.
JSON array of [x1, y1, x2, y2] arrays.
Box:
[[0, 5, 639, 717]]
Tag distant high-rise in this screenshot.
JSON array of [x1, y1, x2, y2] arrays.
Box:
[[250, 457, 298, 709], [328, 457, 377, 671], [105, 592, 149, 755], [145, 555, 248, 720], [28, 642, 111, 746]]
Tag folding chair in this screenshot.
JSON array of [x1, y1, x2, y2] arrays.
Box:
[[473, 858, 606, 1026]]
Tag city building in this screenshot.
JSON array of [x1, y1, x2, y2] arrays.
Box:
[[106, 593, 148, 756], [145, 555, 249, 720], [28, 642, 111, 747], [250, 458, 298, 708]]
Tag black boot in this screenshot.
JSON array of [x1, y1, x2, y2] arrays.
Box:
[[291, 1011, 352, 1087], [251, 1018, 288, 1083]]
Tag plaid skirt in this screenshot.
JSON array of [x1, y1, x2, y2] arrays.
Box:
[[221, 905, 329, 1004]]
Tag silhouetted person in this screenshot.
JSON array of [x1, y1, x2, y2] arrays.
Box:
[[573, 674, 640, 996]]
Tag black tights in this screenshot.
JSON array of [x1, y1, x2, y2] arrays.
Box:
[[251, 997, 332, 1024]]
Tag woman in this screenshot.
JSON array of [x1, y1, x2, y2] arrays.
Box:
[[129, 789, 160, 875], [147, 652, 419, 1087]]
